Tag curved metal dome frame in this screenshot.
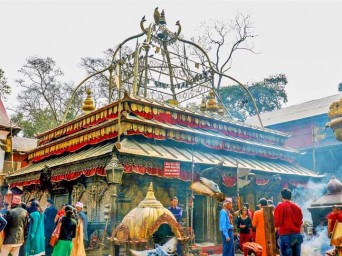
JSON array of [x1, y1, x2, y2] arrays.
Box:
[[62, 8, 263, 127]]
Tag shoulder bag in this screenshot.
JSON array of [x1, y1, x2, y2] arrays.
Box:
[[49, 217, 62, 247]]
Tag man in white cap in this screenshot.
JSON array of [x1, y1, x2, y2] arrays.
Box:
[[219, 197, 234, 256], [75, 202, 88, 247]]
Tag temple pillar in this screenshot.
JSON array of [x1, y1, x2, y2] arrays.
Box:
[[263, 206, 276, 256]]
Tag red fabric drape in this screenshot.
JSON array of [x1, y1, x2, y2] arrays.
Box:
[[255, 178, 270, 186], [51, 167, 106, 182], [222, 175, 237, 187], [10, 179, 40, 188]]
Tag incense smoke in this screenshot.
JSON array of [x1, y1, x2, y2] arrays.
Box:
[[292, 180, 333, 255], [292, 180, 326, 222], [301, 228, 333, 256]]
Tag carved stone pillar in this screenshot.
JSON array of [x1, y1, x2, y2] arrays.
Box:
[[71, 183, 86, 205]]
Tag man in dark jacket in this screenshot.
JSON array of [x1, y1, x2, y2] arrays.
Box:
[[44, 199, 57, 256], [1, 195, 29, 256]]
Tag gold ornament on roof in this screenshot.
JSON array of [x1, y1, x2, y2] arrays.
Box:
[[200, 97, 207, 112], [166, 99, 179, 106], [206, 91, 219, 112], [81, 89, 95, 114], [218, 103, 224, 116], [138, 182, 164, 208], [159, 9, 167, 25], [327, 97, 342, 141]]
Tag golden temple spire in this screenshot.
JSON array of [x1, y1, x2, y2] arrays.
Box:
[[200, 96, 207, 112], [207, 91, 219, 112], [159, 9, 166, 25], [138, 182, 164, 208], [81, 89, 95, 114], [146, 182, 156, 200]]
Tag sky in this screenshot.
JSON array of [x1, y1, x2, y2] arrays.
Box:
[[1, 0, 342, 114]]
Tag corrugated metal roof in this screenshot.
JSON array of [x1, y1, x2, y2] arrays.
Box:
[[9, 143, 114, 177], [117, 138, 322, 178], [246, 94, 342, 127]]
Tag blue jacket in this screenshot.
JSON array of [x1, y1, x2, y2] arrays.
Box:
[[219, 209, 233, 239], [78, 211, 88, 241], [44, 205, 57, 236], [26, 211, 45, 255], [167, 206, 182, 222]]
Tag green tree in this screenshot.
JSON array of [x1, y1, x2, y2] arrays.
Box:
[[11, 56, 85, 137], [0, 68, 11, 99], [219, 74, 288, 121]]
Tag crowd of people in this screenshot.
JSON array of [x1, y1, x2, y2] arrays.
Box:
[[0, 196, 88, 256], [220, 188, 305, 256]]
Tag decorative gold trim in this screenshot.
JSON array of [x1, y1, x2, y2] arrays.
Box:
[[146, 213, 188, 241], [109, 223, 129, 245]]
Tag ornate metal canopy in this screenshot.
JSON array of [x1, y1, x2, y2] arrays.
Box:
[[62, 8, 263, 126]]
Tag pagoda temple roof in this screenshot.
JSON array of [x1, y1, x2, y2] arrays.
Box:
[[116, 138, 321, 178], [26, 93, 296, 164], [8, 142, 113, 178], [7, 136, 322, 187], [123, 113, 298, 154], [8, 93, 322, 187], [123, 93, 289, 138], [35, 92, 289, 145]]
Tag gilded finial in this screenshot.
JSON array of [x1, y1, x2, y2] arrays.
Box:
[[200, 96, 207, 112], [81, 89, 95, 114], [206, 91, 218, 112], [137, 182, 164, 208], [327, 97, 342, 141], [159, 9, 166, 25], [146, 182, 156, 200]]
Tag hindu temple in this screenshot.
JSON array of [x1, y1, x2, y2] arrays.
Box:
[[5, 8, 323, 255]]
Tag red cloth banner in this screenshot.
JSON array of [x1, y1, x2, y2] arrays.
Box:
[[222, 175, 237, 187]]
